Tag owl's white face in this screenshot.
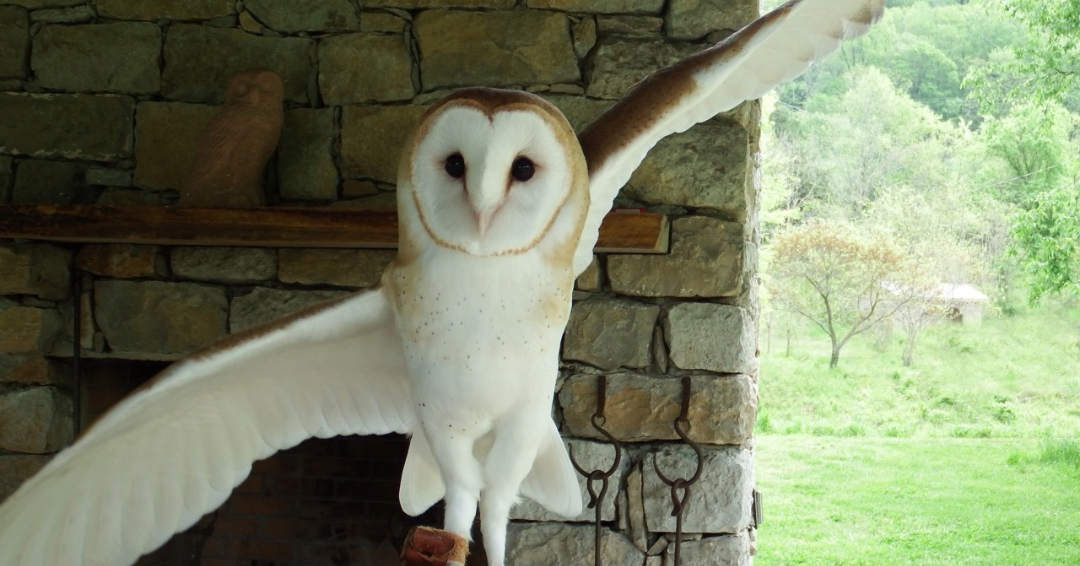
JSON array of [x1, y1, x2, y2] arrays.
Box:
[[402, 90, 587, 257]]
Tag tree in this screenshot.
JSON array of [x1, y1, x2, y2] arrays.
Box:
[[774, 67, 970, 219], [972, 0, 1080, 303], [889, 35, 962, 120], [972, 0, 1080, 106], [980, 100, 1080, 303], [760, 94, 817, 238], [775, 1, 1022, 124], [894, 290, 946, 367], [980, 101, 1075, 205], [1013, 187, 1080, 301], [767, 221, 921, 368]]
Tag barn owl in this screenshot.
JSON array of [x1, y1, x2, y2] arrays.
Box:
[[0, 1, 883, 565]]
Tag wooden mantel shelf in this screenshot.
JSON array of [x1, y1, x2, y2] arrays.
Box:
[[0, 204, 669, 254]]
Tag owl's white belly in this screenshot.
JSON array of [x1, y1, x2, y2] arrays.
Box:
[[387, 248, 573, 437]]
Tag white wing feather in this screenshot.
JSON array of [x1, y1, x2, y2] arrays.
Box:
[[0, 288, 414, 566], [573, 0, 885, 275]]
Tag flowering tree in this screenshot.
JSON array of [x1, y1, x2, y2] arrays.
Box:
[[768, 221, 927, 368]]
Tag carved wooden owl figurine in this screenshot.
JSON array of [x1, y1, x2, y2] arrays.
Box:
[[0, 1, 884, 565], [179, 68, 284, 208]]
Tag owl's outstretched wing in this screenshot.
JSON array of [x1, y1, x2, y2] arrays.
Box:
[[572, 0, 884, 275], [0, 288, 414, 566]]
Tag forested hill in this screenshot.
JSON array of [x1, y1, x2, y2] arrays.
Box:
[[760, 0, 1080, 311]]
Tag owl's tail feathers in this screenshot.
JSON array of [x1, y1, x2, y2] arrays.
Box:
[[519, 420, 583, 518], [399, 421, 582, 519]]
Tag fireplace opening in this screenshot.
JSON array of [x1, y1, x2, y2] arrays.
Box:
[[82, 359, 449, 566]]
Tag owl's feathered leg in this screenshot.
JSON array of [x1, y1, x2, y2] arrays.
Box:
[[478, 411, 549, 566], [425, 432, 484, 540]]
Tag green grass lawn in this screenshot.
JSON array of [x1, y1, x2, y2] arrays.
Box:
[[758, 305, 1080, 438], [756, 302, 1080, 564], [755, 435, 1080, 566]]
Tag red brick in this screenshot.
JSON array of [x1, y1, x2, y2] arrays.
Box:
[[263, 517, 308, 539], [87, 388, 129, 415], [232, 473, 262, 494], [223, 538, 293, 561], [370, 501, 408, 523], [200, 559, 243, 566], [300, 477, 335, 498], [251, 454, 300, 475], [339, 434, 409, 459], [304, 456, 362, 477], [226, 494, 294, 516], [287, 436, 341, 456], [200, 536, 228, 557], [335, 479, 397, 502], [264, 475, 299, 495], [297, 499, 367, 520], [369, 458, 406, 481], [297, 539, 400, 564], [323, 520, 390, 541], [213, 516, 259, 537]]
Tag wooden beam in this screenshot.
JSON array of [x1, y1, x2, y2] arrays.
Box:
[[0, 204, 669, 254]]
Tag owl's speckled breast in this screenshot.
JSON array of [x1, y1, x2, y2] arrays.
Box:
[[384, 247, 573, 423]]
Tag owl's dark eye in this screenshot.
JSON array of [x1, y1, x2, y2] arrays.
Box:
[[511, 157, 535, 182], [445, 153, 465, 179]]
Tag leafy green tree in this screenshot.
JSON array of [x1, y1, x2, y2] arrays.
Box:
[[889, 35, 962, 119], [972, 1, 1080, 303], [979, 100, 1080, 302], [774, 67, 966, 219], [776, 1, 1021, 123], [980, 102, 1075, 204], [768, 221, 921, 368], [763, 0, 1079, 307], [866, 184, 998, 285], [974, 0, 1080, 105], [1013, 187, 1080, 301]]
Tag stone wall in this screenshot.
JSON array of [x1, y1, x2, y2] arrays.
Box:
[[0, 1, 761, 565]]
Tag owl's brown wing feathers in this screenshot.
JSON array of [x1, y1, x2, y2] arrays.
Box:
[[573, 0, 884, 275]]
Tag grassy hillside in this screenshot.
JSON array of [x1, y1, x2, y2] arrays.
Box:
[[755, 304, 1080, 564], [758, 304, 1080, 439]]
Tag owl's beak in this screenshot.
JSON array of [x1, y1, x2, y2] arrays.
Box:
[[467, 164, 506, 238], [474, 204, 501, 237]]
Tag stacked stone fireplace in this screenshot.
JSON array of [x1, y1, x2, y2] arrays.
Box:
[[0, 1, 761, 565]]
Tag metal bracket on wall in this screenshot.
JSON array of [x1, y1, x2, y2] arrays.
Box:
[[753, 489, 763, 528], [652, 376, 703, 566], [568, 375, 623, 566]]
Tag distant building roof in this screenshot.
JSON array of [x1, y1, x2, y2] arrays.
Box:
[[934, 283, 989, 302]]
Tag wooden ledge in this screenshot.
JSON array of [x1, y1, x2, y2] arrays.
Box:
[[0, 204, 669, 254]]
